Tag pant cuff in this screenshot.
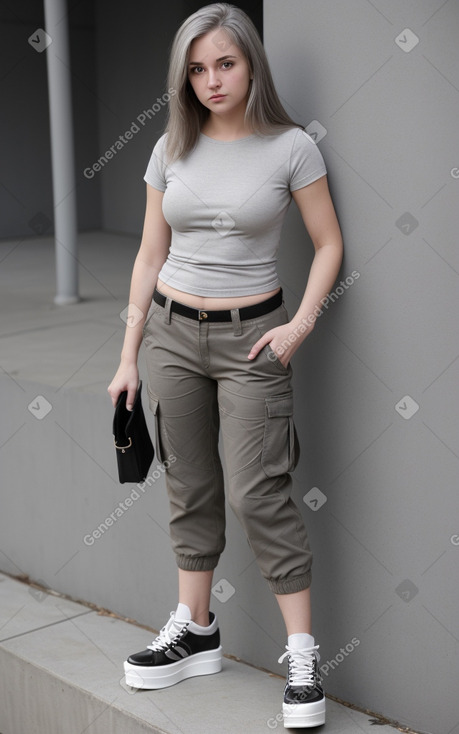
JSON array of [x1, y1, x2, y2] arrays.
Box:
[[268, 570, 312, 595], [176, 553, 220, 572]]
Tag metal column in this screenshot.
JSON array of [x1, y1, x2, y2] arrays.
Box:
[[44, 0, 79, 304]]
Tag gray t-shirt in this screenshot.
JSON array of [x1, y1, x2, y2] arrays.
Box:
[[144, 127, 327, 297]]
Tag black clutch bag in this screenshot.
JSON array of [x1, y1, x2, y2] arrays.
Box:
[[113, 381, 154, 483]]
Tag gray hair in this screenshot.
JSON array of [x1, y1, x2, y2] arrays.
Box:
[[163, 2, 303, 162]]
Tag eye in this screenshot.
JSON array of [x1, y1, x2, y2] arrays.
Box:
[[189, 62, 234, 74]]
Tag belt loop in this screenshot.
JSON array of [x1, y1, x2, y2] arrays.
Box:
[[164, 297, 172, 324], [231, 308, 242, 336]]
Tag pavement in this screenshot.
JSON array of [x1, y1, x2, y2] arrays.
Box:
[[0, 571, 393, 734]]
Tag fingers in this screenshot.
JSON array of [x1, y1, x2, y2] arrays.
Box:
[[247, 332, 272, 360], [126, 387, 137, 411], [107, 385, 121, 408], [107, 371, 139, 410]]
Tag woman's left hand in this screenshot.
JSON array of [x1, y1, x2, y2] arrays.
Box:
[[247, 321, 313, 368]]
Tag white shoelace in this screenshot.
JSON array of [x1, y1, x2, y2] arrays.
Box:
[[278, 644, 320, 687], [146, 612, 190, 652]]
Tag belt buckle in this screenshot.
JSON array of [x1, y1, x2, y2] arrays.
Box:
[[198, 310, 208, 321]]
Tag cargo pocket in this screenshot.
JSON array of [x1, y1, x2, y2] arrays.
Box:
[[261, 392, 300, 477], [263, 345, 290, 374], [147, 388, 165, 464]]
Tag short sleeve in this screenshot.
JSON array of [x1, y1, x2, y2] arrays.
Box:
[[144, 133, 168, 192], [289, 129, 327, 191]]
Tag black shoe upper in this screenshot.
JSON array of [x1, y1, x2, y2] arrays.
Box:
[[127, 612, 220, 667], [284, 681, 324, 705], [283, 655, 324, 705]]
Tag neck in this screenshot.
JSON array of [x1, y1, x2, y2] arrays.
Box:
[[202, 106, 252, 141]]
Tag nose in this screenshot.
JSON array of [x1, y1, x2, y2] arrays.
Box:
[[207, 68, 221, 90]]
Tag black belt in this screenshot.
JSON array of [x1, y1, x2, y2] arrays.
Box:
[[153, 287, 283, 322]]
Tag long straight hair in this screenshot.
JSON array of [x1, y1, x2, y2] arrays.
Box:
[[164, 2, 303, 163]]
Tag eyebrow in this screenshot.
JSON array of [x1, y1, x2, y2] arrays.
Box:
[[188, 55, 238, 65]]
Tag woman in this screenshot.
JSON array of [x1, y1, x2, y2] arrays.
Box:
[[108, 2, 343, 728]]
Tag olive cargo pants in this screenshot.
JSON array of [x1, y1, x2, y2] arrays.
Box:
[[143, 295, 313, 594]]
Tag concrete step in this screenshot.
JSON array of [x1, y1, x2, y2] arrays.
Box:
[[0, 572, 387, 734]]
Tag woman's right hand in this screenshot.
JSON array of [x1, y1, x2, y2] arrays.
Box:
[[107, 359, 139, 411]]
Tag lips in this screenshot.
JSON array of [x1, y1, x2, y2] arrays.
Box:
[[209, 94, 226, 100]]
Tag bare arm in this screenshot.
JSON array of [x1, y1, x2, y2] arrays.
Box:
[[248, 175, 344, 365], [108, 184, 171, 408]]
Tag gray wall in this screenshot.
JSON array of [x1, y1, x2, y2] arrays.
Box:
[[0, 1, 101, 238], [0, 3, 457, 734], [264, 1, 458, 732], [93, 1, 179, 234]]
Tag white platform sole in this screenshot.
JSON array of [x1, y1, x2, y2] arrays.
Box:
[[283, 698, 326, 728], [124, 646, 223, 690]]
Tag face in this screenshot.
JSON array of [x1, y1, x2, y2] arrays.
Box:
[[187, 29, 252, 118]]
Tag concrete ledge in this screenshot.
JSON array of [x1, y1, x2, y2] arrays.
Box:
[[0, 573, 386, 734]]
